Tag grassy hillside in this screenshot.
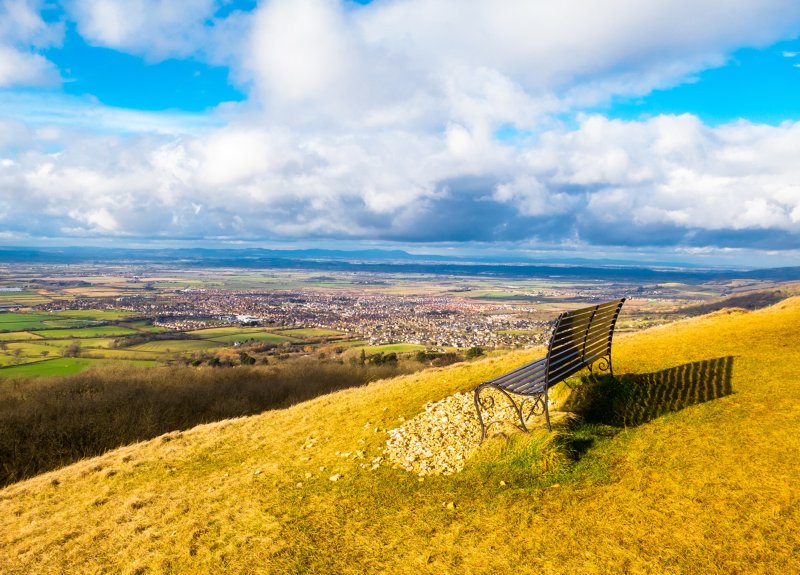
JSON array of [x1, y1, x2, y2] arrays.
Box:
[[2, 299, 800, 574], [679, 280, 800, 315]]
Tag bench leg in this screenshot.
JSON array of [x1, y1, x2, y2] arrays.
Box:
[[543, 385, 552, 432], [474, 384, 530, 443], [518, 392, 551, 433], [474, 386, 489, 443]]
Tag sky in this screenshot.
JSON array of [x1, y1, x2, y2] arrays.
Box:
[[1, 0, 800, 267]]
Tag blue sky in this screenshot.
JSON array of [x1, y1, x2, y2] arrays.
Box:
[[45, 25, 245, 112], [605, 38, 800, 125], [1, 0, 800, 267]]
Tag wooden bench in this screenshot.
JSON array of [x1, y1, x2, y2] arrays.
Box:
[[474, 298, 626, 441]]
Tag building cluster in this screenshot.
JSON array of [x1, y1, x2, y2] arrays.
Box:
[[37, 289, 557, 349]]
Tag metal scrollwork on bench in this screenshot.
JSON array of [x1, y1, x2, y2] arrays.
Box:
[[519, 395, 547, 421], [474, 383, 528, 439], [587, 355, 612, 377], [474, 298, 626, 442]]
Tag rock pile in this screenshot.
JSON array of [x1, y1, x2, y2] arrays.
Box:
[[384, 389, 524, 476]]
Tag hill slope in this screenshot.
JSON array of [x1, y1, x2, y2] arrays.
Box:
[[2, 299, 800, 574]]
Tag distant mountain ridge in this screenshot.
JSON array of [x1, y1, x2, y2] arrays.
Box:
[[1, 246, 799, 282]]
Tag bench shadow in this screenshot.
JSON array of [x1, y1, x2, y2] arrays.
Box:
[[563, 356, 735, 428]]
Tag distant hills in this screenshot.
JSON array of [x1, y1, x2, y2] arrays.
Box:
[[1, 246, 799, 282]]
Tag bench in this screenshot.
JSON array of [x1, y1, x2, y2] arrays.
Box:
[[474, 298, 626, 441]]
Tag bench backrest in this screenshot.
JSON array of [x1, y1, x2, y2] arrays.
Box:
[[545, 298, 626, 385]]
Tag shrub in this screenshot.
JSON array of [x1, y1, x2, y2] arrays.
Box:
[[0, 359, 419, 486], [465, 346, 484, 359]]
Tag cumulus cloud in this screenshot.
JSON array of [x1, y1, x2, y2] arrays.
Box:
[[59, 0, 800, 128], [233, 0, 800, 129], [1, 113, 800, 249], [0, 46, 57, 86], [0, 0, 62, 87], [0, 0, 62, 47], [68, 0, 224, 60]]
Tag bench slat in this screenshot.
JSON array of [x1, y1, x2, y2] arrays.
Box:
[[550, 321, 616, 352], [549, 339, 610, 374], [548, 342, 610, 382], [555, 301, 621, 332], [549, 329, 613, 360], [548, 308, 620, 344], [511, 377, 547, 395], [487, 360, 546, 388], [559, 300, 621, 320]]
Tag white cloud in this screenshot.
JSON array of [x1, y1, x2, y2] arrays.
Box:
[[0, 0, 62, 87], [494, 176, 578, 217], [354, 0, 800, 107], [69, 0, 218, 60], [72, 207, 120, 232], [59, 0, 800, 131], [0, 46, 57, 86], [0, 0, 62, 47], [552, 115, 800, 240], [219, 0, 800, 139], [247, 0, 352, 104], [2, 112, 800, 248], [192, 127, 277, 186]]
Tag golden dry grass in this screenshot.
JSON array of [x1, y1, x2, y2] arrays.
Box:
[[2, 298, 800, 574]]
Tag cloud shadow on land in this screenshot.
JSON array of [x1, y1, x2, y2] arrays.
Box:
[[563, 356, 734, 428]]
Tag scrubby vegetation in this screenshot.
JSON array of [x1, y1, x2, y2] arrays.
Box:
[[680, 282, 800, 315], [109, 331, 198, 348], [0, 359, 418, 486]]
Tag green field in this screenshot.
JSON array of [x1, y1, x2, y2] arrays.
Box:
[[64, 337, 116, 348], [0, 313, 54, 324], [55, 310, 137, 320], [0, 331, 42, 341], [210, 332, 295, 345], [328, 339, 368, 348], [0, 336, 134, 366], [0, 313, 66, 331], [190, 326, 298, 345], [188, 326, 254, 338], [281, 328, 344, 338], [128, 340, 220, 353], [82, 349, 163, 361], [0, 312, 91, 331], [358, 343, 426, 354], [33, 326, 139, 338], [0, 292, 49, 305], [0, 355, 43, 367], [121, 320, 169, 333], [0, 358, 157, 378], [5, 342, 65, 355]]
